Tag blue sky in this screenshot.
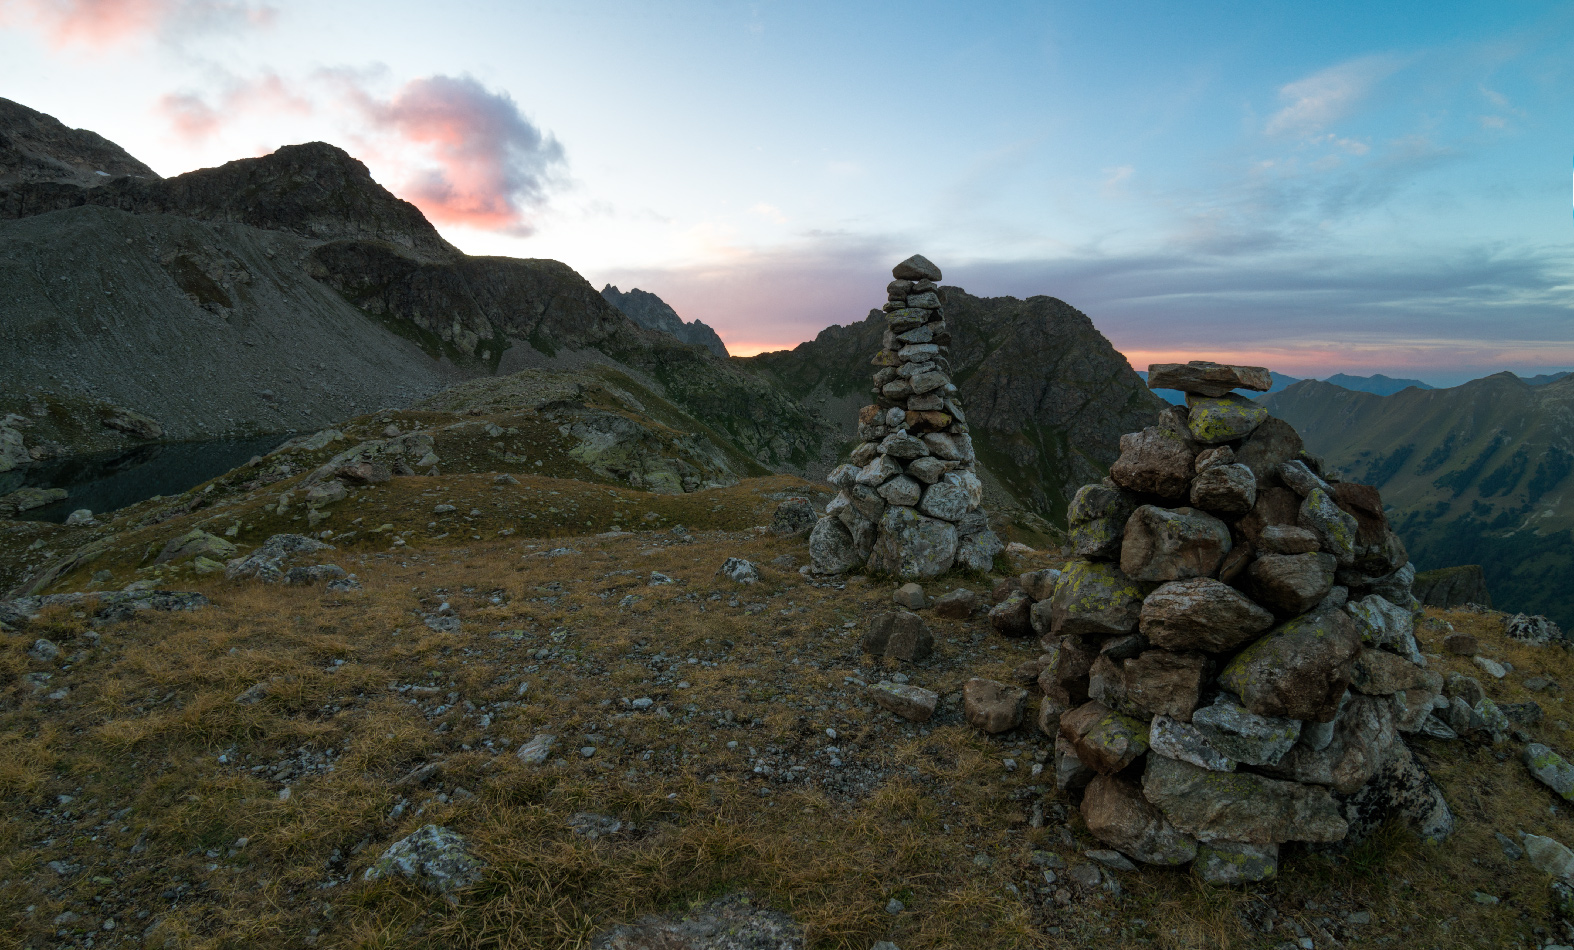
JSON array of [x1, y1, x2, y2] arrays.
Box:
[[2, 0, 1570, 380]]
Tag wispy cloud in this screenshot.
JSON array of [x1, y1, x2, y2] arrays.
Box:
[[1265, 55, 1402, 138], [336, 74, 566, 236], [155, 71, 309, 143], [0, 0, 275, 48]]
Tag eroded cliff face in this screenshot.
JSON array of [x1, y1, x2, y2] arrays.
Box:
[[741, 289, 1165, 522], [601, 284, 730, 358]]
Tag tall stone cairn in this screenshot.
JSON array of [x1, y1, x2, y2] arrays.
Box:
[[809, 255, 1003, 579], [1019, 360, 1468, 885]]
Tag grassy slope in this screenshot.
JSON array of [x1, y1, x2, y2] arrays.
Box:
[[1263, 375, 1574, 627]]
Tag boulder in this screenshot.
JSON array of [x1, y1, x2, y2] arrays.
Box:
[[1506, 613, 1566, 646], [0, 426, 27, 473], [362, 825, 485, 901], [1150, 715, 1237, 772], [953, 513, 1004, 571], [862, 610, 934, 662], [1146, 361, 1272, 397], [933, 588, 978, 619], [1194, 841, 1278, 885], [808, 517, 864, 575], [892, 254, 942, 281], [1060, 701, 1150, 774], [1120, 506, 1232, 582], [1109, 426, 1197, 499], [1185, 394, 1269, 444], [856, 454, 903, 487], [1525, 743, 1574, 802], [1068, 483, 1138, 560], [1189, 695, 1303, 766], [156, 529, 237, 565], [1081, 775, 1198, 866], [1340, 742, 1454, 844], [1247, 552, 1337, 616], [1142, 755, 1348, 845], [1262, 694, 1396, 794], [1110, 650, 1209, 721], [906, 455, 947, 484], [918, 471, 979, 521], [1021, 568, 1061, 601], [1047, 560, 1144, 637], [876, 474, 923, 506], [101, 406, 163, 440], [866, 506, 957, 580], [1299, 488, 1358, 566], [1349, 648, 1437, 696], [1258, 525, 1320, 555], [963, 678, 1028, 733], [870, 682, 939, 722], [988, 590, 1034, 637], [892, 582, 926, 609], [1039, 636, 1099, 706], [1189, 463, 1257, 515], [1217, 609, 1362, 722], [1277, 460, 1329, 497], [1235, 486, 1301, 547], [1055, 735, 1096, 791], [1345, 594, 1422, 664], [770, 497, 818, 537], [1139, 577, 1275, 653], [718, 558, 760, 584], [1234, 417, 1305, 482]]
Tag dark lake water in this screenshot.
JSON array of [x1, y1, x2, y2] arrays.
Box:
[[6, 435, 288, 523]]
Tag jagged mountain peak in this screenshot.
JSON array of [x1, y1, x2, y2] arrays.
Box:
[[0, 96, 159, 188], [601, 284, 729, 358]]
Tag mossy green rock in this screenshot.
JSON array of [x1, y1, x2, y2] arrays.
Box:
[[1298, 487, 1357, 566], [1195, 840, 1278, 885], [1217, 609, 1362, 722], [1068, 483, 1138, 559], [1061, 700, 1150, 774], [155, 529, 237, 565], [1185, 393, 1268, 445], [1142, 755, 1347, 845], [1524, 743, 1574, 801], [1048, 560, 1144, 637]]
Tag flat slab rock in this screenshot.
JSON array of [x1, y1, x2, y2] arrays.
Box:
[[1147, 360, 1272, 397], [592, 893, 804, 950]]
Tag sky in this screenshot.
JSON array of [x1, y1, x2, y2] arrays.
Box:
[[2, 0, 1571, 382]]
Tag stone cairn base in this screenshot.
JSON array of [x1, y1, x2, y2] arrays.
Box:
[[972, 360, 1461, 885], [809, 255, 1003, 579]]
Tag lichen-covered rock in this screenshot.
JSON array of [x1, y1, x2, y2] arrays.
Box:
[[1525, 743, 1574, 801], [1142, 755, 1347, 845], [156, 529, 237, 565], [1349, 648, 1437, 696], [770, 497, 818, 537], [1068, 483, 1138, 560], [1217, 609, 1362, 722], [870, 681, 939, 722], [225, 533, 334, 582], [1139, 578, 1275, 653], [1048, 560, 1144, 637], [1060, 701, 1150, 774], [1248, 552, 1337, 616], [1120, 506, 1231, 582], [953, 511, 1004, 571], [1186, 394, 1268, 444], [1110, 426, 1197, 499], [363, 824, 485, 901], [1258, 524, 1320, 555], [1299, 487, 1358, 566], [1150, 714, 1237, 772], [1104, 650, 1209, 722], [963, 677, 1028, 733], [1189, 462, 1257, 515], [1195, 841, 1278, 885], [988, 589, 1034, 637], [1340, 742, 1454, 844], [918, 471, 980, 521], [866, 506, 957, 580], [1345, 594, 1422, 664], [1262, 693, 1397, 794], [1189, 695, 1302, 766], [861, 610, 934, 662], [1081, 774, 1198, 867], [808, 516, 863, 575], [1234, 417, 1304, 482]]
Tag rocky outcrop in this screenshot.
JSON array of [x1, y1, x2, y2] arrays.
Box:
[[0, 97, 157, 189], [808, 256, 1001, 579], [1413, 565, 1491, 609], [601, 285, 729, 358]]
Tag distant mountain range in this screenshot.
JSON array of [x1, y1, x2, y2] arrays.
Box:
[[600, 285, 729, 358], [1262, 373, 1574, 628], [1142, 368, 1569, 404]]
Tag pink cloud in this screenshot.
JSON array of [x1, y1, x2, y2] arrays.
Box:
[[340, 74, 565, 235], [155, 71, 311, 143], [1, 0, 275, 48]]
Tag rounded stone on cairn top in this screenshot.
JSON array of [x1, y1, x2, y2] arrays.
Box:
[[892, 254, 942, 281]]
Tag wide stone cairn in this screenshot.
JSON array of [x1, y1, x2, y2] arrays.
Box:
[[1036, 359, 1455, 884], [809, 255, 1003, 579]]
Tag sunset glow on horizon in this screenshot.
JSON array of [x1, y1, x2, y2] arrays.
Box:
[[3, 0, 1570, 385]]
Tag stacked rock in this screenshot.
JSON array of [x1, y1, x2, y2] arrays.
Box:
[[809, 255, 1003, 580], [1035, 360, 1454, 884]]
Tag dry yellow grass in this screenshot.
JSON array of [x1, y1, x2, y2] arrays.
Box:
[[3, 424, 1574, 947]]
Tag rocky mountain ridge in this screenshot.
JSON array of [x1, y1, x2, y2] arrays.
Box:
[[0, 97, 157, 189], [600, 284, 729, 358], [1263, 373, 1574, 627]]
